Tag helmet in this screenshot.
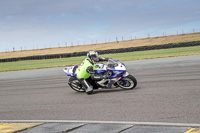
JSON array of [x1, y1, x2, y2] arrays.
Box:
[[87, 50, 99, 63]]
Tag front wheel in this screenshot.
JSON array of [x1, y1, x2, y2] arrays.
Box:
[[68, 77, 85, 92], [117, 74, 137, 90]]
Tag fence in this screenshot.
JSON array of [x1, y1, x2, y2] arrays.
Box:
[[3, 28, 200, 52], [1, 41, 200, 63]]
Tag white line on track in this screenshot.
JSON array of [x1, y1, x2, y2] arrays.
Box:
[[0, 120, 200, 127]]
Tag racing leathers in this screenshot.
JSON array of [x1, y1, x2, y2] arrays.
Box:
[[76, 57, 110, 94]]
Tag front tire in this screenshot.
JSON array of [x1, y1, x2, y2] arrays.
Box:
[[117, 74, 137, 90], [68, 77, 85, 92]]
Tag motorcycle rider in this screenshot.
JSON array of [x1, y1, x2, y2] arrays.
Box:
[[76, 50, 112, 94]]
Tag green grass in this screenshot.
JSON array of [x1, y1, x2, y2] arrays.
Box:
[[106, 46, 200, 60], [0, 46, 200, 72]]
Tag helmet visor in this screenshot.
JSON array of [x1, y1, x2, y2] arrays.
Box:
[[91, 54, 98, 61]]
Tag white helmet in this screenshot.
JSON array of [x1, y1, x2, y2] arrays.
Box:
[[87, 50, 99, 63]]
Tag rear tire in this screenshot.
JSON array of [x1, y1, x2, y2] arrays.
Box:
[[117, 74, 137, 90], [68, 77, 85, 92]]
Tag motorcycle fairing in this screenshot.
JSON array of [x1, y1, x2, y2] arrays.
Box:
[[107, 77, 121, 88], [63, 66, 77, 77], [110, 70, 126, 78]]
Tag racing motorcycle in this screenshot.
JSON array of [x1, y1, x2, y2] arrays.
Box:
[[63, 59, 137, 93]]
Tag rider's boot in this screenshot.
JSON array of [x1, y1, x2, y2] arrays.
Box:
[[81, 79, 93, 95]]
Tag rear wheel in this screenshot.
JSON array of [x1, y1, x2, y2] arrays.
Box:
[[117, 74, 137, 90], [68, 77, 85, 92]]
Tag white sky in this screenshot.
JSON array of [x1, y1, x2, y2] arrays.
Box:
[[0, 0, 200, 52]]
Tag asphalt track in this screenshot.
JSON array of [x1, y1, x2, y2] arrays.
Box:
[[0, 55, 200, 132]]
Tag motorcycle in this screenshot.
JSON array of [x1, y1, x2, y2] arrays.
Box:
[[63, 59, 137, 93]]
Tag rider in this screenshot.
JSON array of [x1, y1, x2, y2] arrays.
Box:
[[76, 50, 111, 94]]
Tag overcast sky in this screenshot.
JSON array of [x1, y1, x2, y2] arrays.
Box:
[[0, 0, 200, 52]]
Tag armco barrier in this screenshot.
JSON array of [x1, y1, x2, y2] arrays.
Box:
[[1, 41, 200, 63]]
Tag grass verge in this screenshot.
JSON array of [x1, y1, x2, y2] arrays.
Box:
[[0, 46, 200, 72]]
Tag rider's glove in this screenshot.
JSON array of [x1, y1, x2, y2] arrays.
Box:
[[108, 58, 115, 63], [108, 58, 113, 61]]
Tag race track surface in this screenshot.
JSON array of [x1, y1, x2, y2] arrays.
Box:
[[0, 55, 200, 124]]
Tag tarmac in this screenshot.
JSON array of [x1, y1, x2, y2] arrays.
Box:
[[0, 120, 200, 133]]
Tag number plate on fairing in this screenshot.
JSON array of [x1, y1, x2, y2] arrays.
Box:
[[94, 63, 107, 70], [94, 63, 107, 74]]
